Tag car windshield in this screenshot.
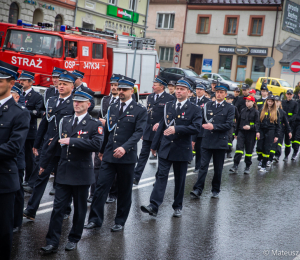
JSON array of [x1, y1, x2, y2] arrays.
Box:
[[279, 80, 292, 88], [3, 29, 63, 58], [184, 69, 199, 77], [220, 75, 232, 81]]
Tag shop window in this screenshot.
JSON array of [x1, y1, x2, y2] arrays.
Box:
[[236, 56, 247, 82], [129, 0, 136, 11], [251, 57, 265, 82], [109, 0, 116, 5], [156, 13, 175, 29], [218, 55, 232, 79], [223, 15, 239, 35], [54, 15, 63, 32], [159, 47, 174, 62], [92, 44, 103, 59], [32, 9, 43, 24], [8, 2, 19, 24], [196, 15, 211, 34], [248, 15, 265, 36]]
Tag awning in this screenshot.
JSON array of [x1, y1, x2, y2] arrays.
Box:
[[276, 37, 300, 65]]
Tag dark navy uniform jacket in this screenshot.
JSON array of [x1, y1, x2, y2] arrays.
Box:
[[98, 94, 119, 118], [0, 97, 30, 193], [73, 84, 95, 112], [34, 95, 74, 156], [190, 95, 210, 139], [100, 99, 147, 164], [144, 91, 175, 141], [24, 89, 43, 139], [44, 86, 59, 106], [40, 114, 103, 186], [201, 100, 235, 150], [16, 97, 26, 170], [151, 100, 202, 162]]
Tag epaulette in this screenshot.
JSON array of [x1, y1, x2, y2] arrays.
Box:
[[165, 100, 173, 104], [16, 103, 26, 110], [89, 115, 98, 121], [137, 103, 145, 108]]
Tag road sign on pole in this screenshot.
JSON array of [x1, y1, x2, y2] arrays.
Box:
[[290, 60, 300, 73], [174, 55, 179, 65], [263, 57, 275, 68], [175, 44, 180, 53]]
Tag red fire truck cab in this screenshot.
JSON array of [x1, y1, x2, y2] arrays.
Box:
[[0, 20, 159, 102]]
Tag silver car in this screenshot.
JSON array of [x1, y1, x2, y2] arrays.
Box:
[[200, 73, 240, 91]]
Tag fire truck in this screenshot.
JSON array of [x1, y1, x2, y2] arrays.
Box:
[[0, 20, 160, 104]]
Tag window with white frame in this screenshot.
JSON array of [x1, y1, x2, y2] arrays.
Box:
[[85, 1, 95, 10], [159, 47, 174, 62], [129, 0, 136, 11], [109, 0, 116, 5], [157, 13, 175, 29]]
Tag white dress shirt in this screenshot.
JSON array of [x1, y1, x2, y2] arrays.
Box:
[[24, 88, 32, 97], [56, 94, 72, 107], [0, 95, 13, 107], [73, 112, 88, 125], [119, 98, 133, 112]]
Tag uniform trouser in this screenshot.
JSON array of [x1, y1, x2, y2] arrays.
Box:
[[108, 175, 118, 199], [256, 128, 275, 168], [24, 139, 35, 182], [284, 125, 292, 157], [149, 157, 188, 212], [88, 162, 135, 227], [233, 131, 256, 167], [0, 192, 15, 260], [134, 140, 152, 182], [194, 137, 203, 170], [227, 126, 234, 153], [14, 169, 24, 228], [26, 156, 60, 216], [90, 168, 100, 197], [46, 184, 89, 247], [276, 131, 285, 158], [193, 148, 226, 194], [291, 123, 300, 154]]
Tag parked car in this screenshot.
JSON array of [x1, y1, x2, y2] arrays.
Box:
[[200, 72, 240, 91], [160, 67, 210, 90], [255, 77, 293, 99]]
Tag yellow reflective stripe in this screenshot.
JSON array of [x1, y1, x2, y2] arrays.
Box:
[[270, 150, 276, 154], [257, 152, 262, 154], [262, 153, 270, 158], [232, 133, 235, 136], [265, 112, 268, 115], [228, 143, 232, 146], [250, 122, 254, 125], [257, 102, 263, 104], [288, 113, 293, 116], [245, 154, 252, 157], [278, 143, 282, 147], [235, 150, 244, 154], [285, 144, 291, 147], [294, 140, 300, 144], [192, 151, 196, 154]]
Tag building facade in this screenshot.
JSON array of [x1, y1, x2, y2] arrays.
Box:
[[146, 0, 187, 69], [74, 0, 149, 38], [1, 0, 76, 28]]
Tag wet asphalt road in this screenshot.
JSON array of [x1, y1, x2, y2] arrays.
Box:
[[11, 138, 300, 260]]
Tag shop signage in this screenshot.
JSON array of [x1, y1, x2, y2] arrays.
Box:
[[282, 0, 300, 37], [235, 46, 249, 55], [202, 59, 213, 73], [219, 46, 267, 56], [24, 0, 55, 11], [107, 5, 139, 23]]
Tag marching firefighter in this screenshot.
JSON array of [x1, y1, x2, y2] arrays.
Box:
[[256, 84, 269, 111]]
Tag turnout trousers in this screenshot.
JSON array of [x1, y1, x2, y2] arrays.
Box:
[[257, 128, 275, 168], [234, 130, 256, 167]]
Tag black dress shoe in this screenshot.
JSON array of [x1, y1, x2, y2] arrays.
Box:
[[23, 186, 33, 193], [87, 196, 93, 203], [65, 241, 77, 251], [23, 209, 35, 221], [211, 191, 219, 199], [190, 189, 201, 199], [133, 178, 139, 185], [141, 205, 157, 217], [49, 188, 55, 195], [106, 196, 116, 204], [40, 245, 58, 255], [63, 214, 70, 220], [84, 222, 101, 229], [22, 181, 29, 186], [111, 224, 123, 232], [13, 226, 21, 233], [173, 209, 182, 218]]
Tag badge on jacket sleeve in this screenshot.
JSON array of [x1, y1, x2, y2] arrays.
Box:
[[98, 126, 103, 134]]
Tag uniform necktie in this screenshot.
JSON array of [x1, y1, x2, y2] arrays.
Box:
[[155, 94, 159, 101], [197, 99, 201, 106], [110, 97, 116, 104], [119, 102, 126, 116], [57, 98, 64, 107], [23, 92, 26, 96], [217, 103, 220, 108], [177, 103, 181, 112], [72, 117, 78, 131]]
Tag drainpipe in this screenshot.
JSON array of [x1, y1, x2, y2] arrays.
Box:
[[73, 0, 78, 27], [144, 0, 150, 38], [179, 1, 188, 68], [269, 6, 279, 77]]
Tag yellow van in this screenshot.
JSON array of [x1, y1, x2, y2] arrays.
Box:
[[255, 77, 293, 98]]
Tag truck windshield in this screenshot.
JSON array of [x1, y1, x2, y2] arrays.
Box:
[[3, 29, 63, 58]]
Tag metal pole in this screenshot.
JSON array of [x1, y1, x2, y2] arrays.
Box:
[[131, 44, 137, 78], [293, 73, 296, 89]]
